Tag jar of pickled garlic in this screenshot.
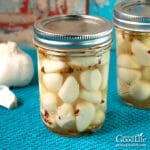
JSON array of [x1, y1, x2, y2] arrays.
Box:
[[114, 1, 150, 109], [33, 15, 113, 136]]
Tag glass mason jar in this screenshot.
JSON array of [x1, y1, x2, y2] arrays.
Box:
[[33, 15, 113, 137], [114, 1, 150, 109]]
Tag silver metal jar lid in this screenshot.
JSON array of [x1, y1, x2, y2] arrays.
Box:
[[114, 0, 150, 32], [33, 15, 113, 49]]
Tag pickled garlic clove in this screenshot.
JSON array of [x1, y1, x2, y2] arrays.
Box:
[[80, 89, 102, 103], [142, 67, 150, 80], [92, 109, 105, 125], [43, 73, 63, 92], [143, 37, 150, 48], [118, 54, 140, 69], [42, 59, 66, 73], [80, 69, 102, 91], [131, 40, 150, 66], [101, 51, 110, 65], [129, 80, 150, 101], [118, 67, 141, 84], [118, 78, 130, 97], [116, 31, 125, 45], [117, 39, 131, 54], [55, 103, 75, 129], [58, 76, 79, 103], [41, 93, 57, 112], [69, 57, 98, 67], [100, 64, 109, 90], [76, 101, 95, 132]]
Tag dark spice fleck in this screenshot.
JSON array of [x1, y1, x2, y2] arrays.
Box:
[[147, 50, 150, 54], [41, 66, 45, 73], [58, 116, 61, 120], [100, 100, 105, 104], [121, 31, 125, 40], [98, 60, 101, 64], [68, 67, 74, 73], [47, 121, 52, 125], [44, 110, 49, 118], [68, 129, 77, 133], [74, 109, 80, 116]]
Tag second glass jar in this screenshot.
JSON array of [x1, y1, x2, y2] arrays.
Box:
[[114, 1, 150, 109]]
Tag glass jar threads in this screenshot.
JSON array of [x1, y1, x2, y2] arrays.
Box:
[[114, 1, 150, 109], [33, 15, 113, 136]]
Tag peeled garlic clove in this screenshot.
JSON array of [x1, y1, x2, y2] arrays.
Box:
[[55, 103, 75, 129], [80, 69, 101, 91], [142, 67, 150, 80], [117, 39, 131, 54], [58, 76, 79, 103], [129, 80, 150, 101], [76, 101, 95, 132], [92, 109, 105, 125], [118, 78, 130, 97], [100, 64, 109, 90], [101, 51, 110, 65], [118, 67, 141, 84], [41, 93, 57, 112], [43, 73, 63, 91], [69, 57, 98, 67], [131, 40, 150, 66], [80, 89, 102, 103], [116, 30, 124, 44], [42, 59, 66, 73], [143, 37, 150, 48], [0, 86, 17, 109], [118, 54, 140, 69]]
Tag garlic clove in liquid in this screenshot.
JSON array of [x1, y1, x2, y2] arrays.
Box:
[[118, 67, 141, 84], [43, 73, 63, 92], [80, 69, 102, 91], [80, 89, 102, 103], [58, 76, 79, 103], [55, 103, 75, 129], [118, 54, 141, 69], [131, 40, 150, 66], [76, 101, 95, 132]]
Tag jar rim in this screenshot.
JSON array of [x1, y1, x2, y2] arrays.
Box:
[[114, 0, 150, 32], [33, 15, 113, 49]]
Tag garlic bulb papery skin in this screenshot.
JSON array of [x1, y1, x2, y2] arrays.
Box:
[[0, 41, 34, 87]]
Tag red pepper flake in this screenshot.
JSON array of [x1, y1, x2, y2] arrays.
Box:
[[68, 67, 74, 73], [100, 100, 105, 104], [68, 129, 77, 133], [98, 60, 101, 64], [44, 110, 49, 118], [147, 50, 150, 54], [47, 121, 52, 125], [41, 66, 45, 73], [74, 109, 80, 116]]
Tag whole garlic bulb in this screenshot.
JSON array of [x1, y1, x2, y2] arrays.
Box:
[[0, 41, 34, 87]]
